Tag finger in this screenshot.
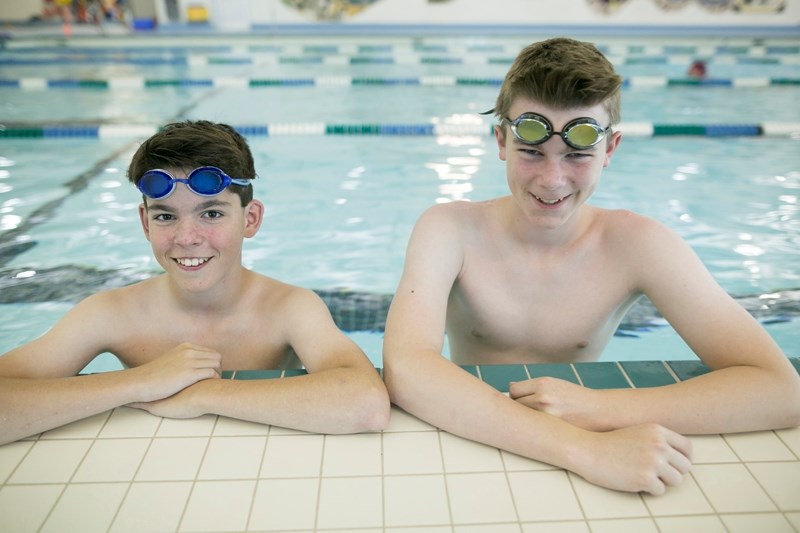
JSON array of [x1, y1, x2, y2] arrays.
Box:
[[508, 379, 537, 399], [666, 431, 694, 463]]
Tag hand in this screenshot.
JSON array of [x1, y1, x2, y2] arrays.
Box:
[[129, 342, 221, 403], [574, 423, 692, 496], [128, 382, 207, 419], [510, 377, 606, 431]]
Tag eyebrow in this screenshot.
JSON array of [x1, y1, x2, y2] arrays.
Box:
[[147, 199, 233, 213]]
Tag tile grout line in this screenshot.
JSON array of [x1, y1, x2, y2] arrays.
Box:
[[435, 429, 456, 533], [173, 415, 214, 533], [312, 433, 327, 532]]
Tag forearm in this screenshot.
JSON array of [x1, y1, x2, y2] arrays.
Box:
[[186, 366, 389, 434], [385, 350, 589, 470], [0, 373, 145, 445], [593, 363, 800, 434]]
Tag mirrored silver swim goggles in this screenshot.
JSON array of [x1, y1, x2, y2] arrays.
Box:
[[503, 112, 611, 150]]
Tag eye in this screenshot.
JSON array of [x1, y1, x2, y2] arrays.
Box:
[[202, 210, 224, 219], [153, 213, 175, 222]]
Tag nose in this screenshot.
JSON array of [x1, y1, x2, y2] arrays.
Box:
[[536, 155, 568, 190], [173, 218, 202, 247]]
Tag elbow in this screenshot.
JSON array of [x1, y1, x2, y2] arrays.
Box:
[[339, 371, 391, 434]]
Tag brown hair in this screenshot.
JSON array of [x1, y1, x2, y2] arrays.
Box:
[[128, 120, 255, 206], [493, 37, 623, 127]]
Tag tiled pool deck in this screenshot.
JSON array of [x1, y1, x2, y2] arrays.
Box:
[[1, 359, 799, 532]]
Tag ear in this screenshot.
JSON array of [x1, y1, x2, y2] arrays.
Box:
[[494, 124, 508, 162], [243, 199, 265, 238], [138, 203, 152, 242], [603, 130, 623, 168]]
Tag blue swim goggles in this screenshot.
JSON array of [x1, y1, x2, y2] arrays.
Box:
[[137, 166, 251, 199], [503, 112, 611, 150]]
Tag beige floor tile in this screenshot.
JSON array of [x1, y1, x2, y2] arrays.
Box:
[[784, 511, 800, 530], [720, 512, 796, 532], [260, 434, 324, 478], [689, 434, 739, 464], [0, 440, 33, 484], [654, 515, 727, 533], [179, 480, 256, 532], [521, 522, 591, 532], [692, 463, 776, 513], [446, 472, 517, 524], [8, 439, 92, 483], [321, 433, 382, 477], [0, 484, 64, 533], [440, 432, 504, 473], [248, 478, 319, 531], [775, 426, 800, 457], [384, 474, 450, 527], [135, 437, 208, 481], [586, 518, 658, 533], [384, 406, 438, 432], [507, 470, 583, 522], [40, 482, 128, 533], [568, 474, 648, 520], [197, 436, 266, 480], [724, 431, 796, 461], [383, 431, 444, 475], [212, 415, 271, 436], [72, 438, 150, 482], [157, 415, 217, 437], [316, 476, 382, 529], [456, 525, 520, 532], [747, 462, 800, 511], [40, 410, 111, 440], [110, 481, 192, 533], [642, 473, 714, 516], [387, 527, 451, 533], [99, 407, 161, 438]]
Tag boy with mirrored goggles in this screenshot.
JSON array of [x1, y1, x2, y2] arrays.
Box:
[[384, 37, 799, 497]]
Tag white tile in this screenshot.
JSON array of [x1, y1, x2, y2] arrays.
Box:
[[446, 472, 517, 524], [99, 407, 161, 438], [642, 473, 713, 516], [213, 415, 270, 436], [0, 440, 33, 483], [388, 527, 451, 533], [248, 478, 319, 531], [179, 480, 256, 532], [197, 436, 266, 480], [568, 474, 648, 519], [775, 426, 800, 457], [136, 437, 208, 481], [40, 482, 128, 533], [0, 484, 64, 533], [260, 434, 324, 478], [440, 432, 504, 473], [720, 512, 796, 532], [384, 475, 450, 527], [747, 462, 800, 511], [586, 518, 658, 533], [72, 438, 150, 482], [110, 481, 192, 533], [689, 434, 738, 464], [383, 432, 443, 475], [521, 523, 590, 533], [723, 431, 796, 461], [321, 433, 382, 477], [507, 470, 583, 522], [691, 463, 776, 513], [654, 515, 727, 533], [455, 525, 519, 533], [8, 439, 92, 483], [785, 511, 800, 531], [40, 410, 111, 440], [385, 406, 438, 432], [157, 415, 218, 437], [502, 449, 557, 471], [316, 477, 382, 529]]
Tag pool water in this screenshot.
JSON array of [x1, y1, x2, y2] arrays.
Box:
[[1, 36, 798, 369]]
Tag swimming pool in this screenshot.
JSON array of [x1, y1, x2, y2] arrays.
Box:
[[1, 35, 798, 370]]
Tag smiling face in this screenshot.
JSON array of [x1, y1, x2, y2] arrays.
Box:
[[496, 98, 621, 231], [138, 174, 264, 294]]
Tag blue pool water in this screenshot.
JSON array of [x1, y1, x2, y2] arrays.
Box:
[[1, 36, 798, 369]]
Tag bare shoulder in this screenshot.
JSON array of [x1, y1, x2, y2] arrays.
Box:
[[596, 208, 681, 250]]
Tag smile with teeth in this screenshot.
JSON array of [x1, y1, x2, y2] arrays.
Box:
[[175, 257, 210, 267], [533, 193, 569, 205]]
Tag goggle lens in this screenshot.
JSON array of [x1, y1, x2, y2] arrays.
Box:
[[506, 113, 608, 150], [138, 167, 250, 199]]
